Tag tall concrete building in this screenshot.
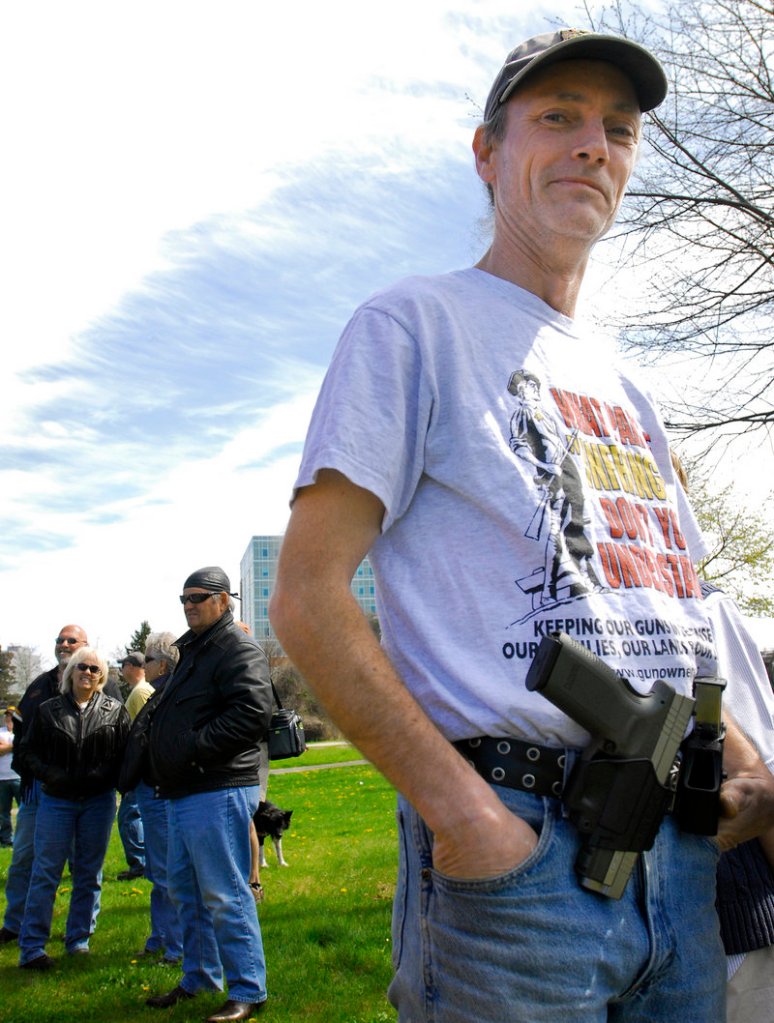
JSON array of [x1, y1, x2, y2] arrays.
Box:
[[240, 535, 377, 642]]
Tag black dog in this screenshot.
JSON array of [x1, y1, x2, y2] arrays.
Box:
[[253, 800, 293, 867]]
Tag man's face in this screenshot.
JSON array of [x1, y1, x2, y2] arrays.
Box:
[[181, 588, 227, 635], [476, 59, 641, 248], [121, 662, 145, 687], [54, 625, 88, 667]]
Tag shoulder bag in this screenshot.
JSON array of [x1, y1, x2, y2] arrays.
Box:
[[267, 682, 307, 760]]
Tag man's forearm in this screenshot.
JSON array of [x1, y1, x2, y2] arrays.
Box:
[[269, 471, 538, 877], [272, 571, 491, 833], [268, 470, 467, 825]]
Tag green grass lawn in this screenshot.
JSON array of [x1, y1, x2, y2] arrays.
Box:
[[274, 741, 367, 769], [0, 750, 398, 1023]]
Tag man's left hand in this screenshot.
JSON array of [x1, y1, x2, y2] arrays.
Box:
[[717, 771, 774, 851]]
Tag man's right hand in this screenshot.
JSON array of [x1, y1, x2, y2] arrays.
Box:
[[431, 803, 539, 880]]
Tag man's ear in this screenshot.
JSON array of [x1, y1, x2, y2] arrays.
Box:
[[472, 125, 497, 186]]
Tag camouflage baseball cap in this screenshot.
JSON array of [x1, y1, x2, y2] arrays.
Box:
[[484, 28, 668, 120]]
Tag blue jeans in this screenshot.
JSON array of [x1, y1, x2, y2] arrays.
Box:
[[117, 788, 145, 872], [167, 786, 267, 1003], [389, 787, 725, 1022], [3, 782, 39, 933], [18, 789, 116, 964], [0, 777, 21, 845], [135, 781, 182, 960]]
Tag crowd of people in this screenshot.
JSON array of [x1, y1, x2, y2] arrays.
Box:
[[2, 24, 774, 1023], [0, 566, 272, 1023]]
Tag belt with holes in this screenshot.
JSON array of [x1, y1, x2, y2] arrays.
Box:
[[453, 736, 572, 799]]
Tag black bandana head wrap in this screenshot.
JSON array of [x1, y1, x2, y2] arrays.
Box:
[[183, 566, 232, 593]]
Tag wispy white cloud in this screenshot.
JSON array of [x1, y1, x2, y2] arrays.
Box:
[[1, 0, 612, 658]]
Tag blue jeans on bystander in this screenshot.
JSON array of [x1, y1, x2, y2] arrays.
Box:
[[0, 777, 21, 846], [3, 782, 40, 934], [135, 781, 182, 961], [18, 788, 116, 964], [167, 785, 267, 1004], [117, 788, 145, 874]]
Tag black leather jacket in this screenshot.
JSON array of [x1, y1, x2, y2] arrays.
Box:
[[19, 690, 130, 801], [13, 666, 123, 798], [147, 611, 272, 799]]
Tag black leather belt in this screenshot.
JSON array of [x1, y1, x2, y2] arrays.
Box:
[[454, 736, 571, 799]]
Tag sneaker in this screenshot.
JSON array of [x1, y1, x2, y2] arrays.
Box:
[[0, 926, 19, 945], [20, 954, 55, 971]]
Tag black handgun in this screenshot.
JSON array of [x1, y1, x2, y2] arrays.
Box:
[[526, 632, 695, 899]]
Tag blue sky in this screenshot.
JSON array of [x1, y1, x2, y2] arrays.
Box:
[[2, 0, 769, 664], [3, 0, 567, 659]]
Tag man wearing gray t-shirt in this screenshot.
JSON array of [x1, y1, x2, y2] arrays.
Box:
[[271, 28, 774, 1023]]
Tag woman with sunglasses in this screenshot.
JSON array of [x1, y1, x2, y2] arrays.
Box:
[[16, 647, 130, 970]]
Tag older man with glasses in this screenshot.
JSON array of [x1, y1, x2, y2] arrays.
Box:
[[144, 567, 272, 1022]]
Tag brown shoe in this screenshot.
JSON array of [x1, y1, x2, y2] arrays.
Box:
[[206, 999, 266, 1022], [145, 985, 196, 1008]]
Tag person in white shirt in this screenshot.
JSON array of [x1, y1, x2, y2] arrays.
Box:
[[0, 707, 21, 847]]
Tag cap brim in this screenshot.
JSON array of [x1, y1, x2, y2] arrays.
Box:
[[499, 35, 667, 113]]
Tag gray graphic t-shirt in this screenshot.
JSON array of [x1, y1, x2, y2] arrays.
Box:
[[295, 268, 716, 747]]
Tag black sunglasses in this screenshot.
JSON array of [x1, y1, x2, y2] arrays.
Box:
[[179, 593, 217, 605], [75, 663, 101, 675], [56, 637, 81, 645]]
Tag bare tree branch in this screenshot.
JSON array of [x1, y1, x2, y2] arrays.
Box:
[[589, 0, 774, 449]]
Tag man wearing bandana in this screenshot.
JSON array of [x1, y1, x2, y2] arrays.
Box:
[[145, 567, 272, 1022]]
